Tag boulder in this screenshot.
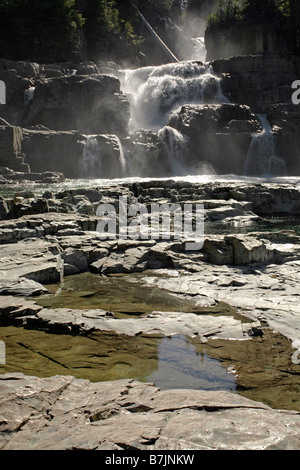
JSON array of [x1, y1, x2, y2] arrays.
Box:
[[22, 128, 126, 179], [0, 125, 30, 173], [124, 130, 170, 178], [23, 74, 130, 135], [21, 128, 84, 178], [212, 54, 300, 114], [0, 64, 34, 124], [0, 278, 49, 297], [168, 103, 261, 174]]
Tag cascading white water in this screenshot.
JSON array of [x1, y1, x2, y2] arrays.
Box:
[[115, 136, 127, 177], [24, 86, 35, 105], [158, 125, 189, 175], [80, 136, 101, 177], [55, 251, 64, 295], [122, 61, 226, 133], [244, 115, 286, 177], [190, 37, 207, 62], [121, 60, 227, 176]]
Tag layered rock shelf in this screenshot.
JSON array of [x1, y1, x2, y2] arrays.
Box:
[[0, 178, 299, 452], [1, 54, 300, 178], [1, 52, 300, 450], [1, 373, 300, 450]]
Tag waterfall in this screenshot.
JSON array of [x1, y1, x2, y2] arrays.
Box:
[[122, 61, 227, 133], [24, 86, 35, 105], [158, 125, 189, 175], [80, 135, 130, 178], [244, 115, 286, 177], [80, 136, 101, 177], [115, 136, 127, 177], [190, 37, 207, 62], [120, 60, 227, 177], [57, 254, 64, 286]]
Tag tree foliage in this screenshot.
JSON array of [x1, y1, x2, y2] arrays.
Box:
[[207, 0, 291, 30], [0, 0, 85, 61]]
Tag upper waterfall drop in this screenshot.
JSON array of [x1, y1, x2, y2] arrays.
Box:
[[122, 61, 227, 133], [190, 37, 207, 62]]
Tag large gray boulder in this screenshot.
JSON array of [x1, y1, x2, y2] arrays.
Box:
[[124, 130, 170, 178], [0, 61, 35, 124], [212, 54, 300, 114], [0, 125, 30, 173], [23, 74, 130, 135], [168, 103, 261, 174], [22, 129, 125, 178]]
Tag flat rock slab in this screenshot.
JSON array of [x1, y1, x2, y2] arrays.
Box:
[[1, 373, 300, 450], [0, 295, 43, 318], [0, 295, 259, 340], [0, 277, 49, 296], [142, 261, 300, 344]]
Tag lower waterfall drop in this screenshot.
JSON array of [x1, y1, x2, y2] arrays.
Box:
[[115, 136, 127, 177], [158, 125, 189, 175], [244, 115, 287, 177], [80, 136, 101, 178]]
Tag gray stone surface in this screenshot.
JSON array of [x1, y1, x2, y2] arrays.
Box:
[[0, 294, 259, 340], [0, 179, 300, 450], [0, 180, 299, 345], [24, 74, 130, 136], [1, 373, 300, 450]]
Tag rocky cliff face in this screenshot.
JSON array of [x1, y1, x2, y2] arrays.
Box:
[[1, 53, 300, 178], [205, 19, 291, 62], [168, 103, 261, 174], [212, 54, 300, 113], [210, 54, 300, 176], [24, 75, 130, 136]]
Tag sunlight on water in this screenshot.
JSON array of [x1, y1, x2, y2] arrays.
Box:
[[1, 174, 300, 199]]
